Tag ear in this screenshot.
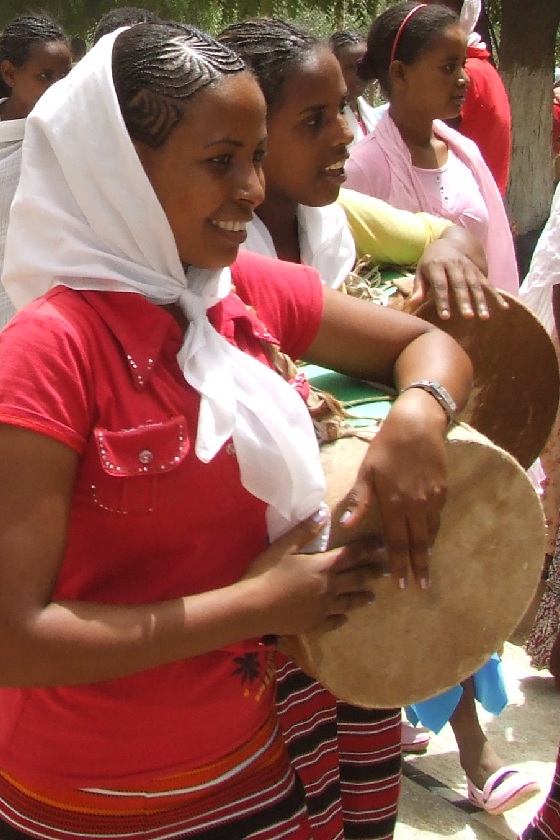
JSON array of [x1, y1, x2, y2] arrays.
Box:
[[388, 60, 408, 90], [0, 60, 16, 90]]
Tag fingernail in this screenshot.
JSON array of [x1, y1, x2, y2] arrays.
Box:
[[398, 577, 407, 590], [311, 508, 328, 525], [420, 577, 431, 590], [367, 594, 376, 604], [339, 510, 352, 524]]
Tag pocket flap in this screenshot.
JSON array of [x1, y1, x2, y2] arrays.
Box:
[[94, 416, 188, 477]]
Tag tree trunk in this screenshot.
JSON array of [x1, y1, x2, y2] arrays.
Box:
[[499, 0, 560, 249]]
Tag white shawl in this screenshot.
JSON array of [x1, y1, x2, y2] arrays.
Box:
[[519, 182, 560, 335], [242, 202, 355, 290], [2, 30, 326, 540]]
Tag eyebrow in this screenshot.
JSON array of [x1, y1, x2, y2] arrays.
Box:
[[297, 104, 325, 116], [203, 136, 267, 149]]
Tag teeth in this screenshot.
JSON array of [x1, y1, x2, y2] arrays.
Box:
[[213, 220, 247, 232], [325, 161, 346, 171]]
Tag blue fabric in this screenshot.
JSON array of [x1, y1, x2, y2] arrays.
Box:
[[405, 653, 508, 734]]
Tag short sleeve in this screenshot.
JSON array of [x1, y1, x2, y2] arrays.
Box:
[[231, 250, 324, 360], [0, 296, 94, 452]]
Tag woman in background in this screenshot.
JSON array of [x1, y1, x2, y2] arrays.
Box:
[[0, 13, 71, 329]]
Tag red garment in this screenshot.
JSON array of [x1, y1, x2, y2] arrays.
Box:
[[460, 45, 512, 196], [553, 97, 560, 155], [276, 656, 402, 840], [0, 251, 323, 789], [521, 744, 560, 838], [0, 711, 313, 840]]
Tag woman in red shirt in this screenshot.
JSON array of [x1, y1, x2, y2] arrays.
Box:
[[0, 22, 472, 840]]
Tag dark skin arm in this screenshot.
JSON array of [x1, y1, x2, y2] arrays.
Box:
[[305, 286, 473, 588]]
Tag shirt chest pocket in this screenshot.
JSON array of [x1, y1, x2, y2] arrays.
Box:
[[89, 416, 189, 514]]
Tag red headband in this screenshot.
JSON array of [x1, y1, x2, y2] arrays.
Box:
[[390, 4, 427, 63]]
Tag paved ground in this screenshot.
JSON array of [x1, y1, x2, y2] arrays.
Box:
[[395, 642, 558, 840]]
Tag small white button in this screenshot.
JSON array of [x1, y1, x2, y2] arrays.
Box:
[[139, 449, 153, 465]]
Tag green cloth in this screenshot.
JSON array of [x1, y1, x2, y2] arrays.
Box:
[[301, 363, 393, 426]]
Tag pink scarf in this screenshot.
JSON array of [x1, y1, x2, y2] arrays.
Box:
[[373, 112, 519, 295]]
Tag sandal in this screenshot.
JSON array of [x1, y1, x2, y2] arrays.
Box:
[[466, 766, 540, 815], [401, 721, 430, 754]]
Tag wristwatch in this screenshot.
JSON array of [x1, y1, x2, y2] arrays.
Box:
[[400, 380, 457, 427]]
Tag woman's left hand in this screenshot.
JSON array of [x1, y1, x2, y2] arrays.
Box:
[[338, 388, 449, 590], [408, 229, 508, 320]]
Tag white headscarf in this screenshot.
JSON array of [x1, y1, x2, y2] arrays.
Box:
[[2, 28, 326, 540], [459, 0, 485, 48]]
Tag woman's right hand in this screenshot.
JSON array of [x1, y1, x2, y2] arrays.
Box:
[[409, 226, 507, 320], [241, 512, 383, 637]]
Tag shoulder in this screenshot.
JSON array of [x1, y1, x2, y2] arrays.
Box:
[[231, 250, 324, 359], [434, 120, 483, 160]]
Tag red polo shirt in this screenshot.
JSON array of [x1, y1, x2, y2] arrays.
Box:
[[0, 251, 323, 787]]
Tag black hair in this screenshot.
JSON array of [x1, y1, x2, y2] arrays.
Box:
[[217, 18, 322, 113], [112, 22, 246, 149], [329, 29, 366, 56], [70, 36, 87, 61], [358, 1, 458, 95], [93, 6, 161, 44], [0, 12, 68, 98]]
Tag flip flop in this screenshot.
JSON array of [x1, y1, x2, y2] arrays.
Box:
[[466, 766, 541, 815], [401, 722, 430, 754]]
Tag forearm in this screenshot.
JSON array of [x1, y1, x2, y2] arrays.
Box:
[[306, 287, 473, 406], [0, 579, 267, 688], [393, 329, 472, 411]]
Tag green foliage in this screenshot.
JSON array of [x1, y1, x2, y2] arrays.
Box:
[[0, 0, 383, 39]]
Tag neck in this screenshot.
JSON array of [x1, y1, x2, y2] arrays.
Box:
[[256, 196, 301, 264], [389, 103, 434, 148], [161, 302, 189, 331], [0, 97, 28, 121]]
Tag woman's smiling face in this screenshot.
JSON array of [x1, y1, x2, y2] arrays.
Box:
[[262, 46, 354, 208], [133, 70, 267, 269]]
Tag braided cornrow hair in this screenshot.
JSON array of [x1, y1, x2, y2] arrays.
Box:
[[0, 13, 68, 98], [328, 29, 366, 57], [112, 23, 246, 149], [93, 6, 161, 44], [217, 18, 321, 113], [358, 1, 458, 95]]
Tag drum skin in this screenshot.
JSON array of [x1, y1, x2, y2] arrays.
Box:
[[279, 423, 546, 709], [414, 292, 560, 470]]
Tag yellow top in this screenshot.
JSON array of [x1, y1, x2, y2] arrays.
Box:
[[337, 188, 452, 265]]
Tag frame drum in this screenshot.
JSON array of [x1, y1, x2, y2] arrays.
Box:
[[279, 369, 546, 708], [414, 292, 560, 470]]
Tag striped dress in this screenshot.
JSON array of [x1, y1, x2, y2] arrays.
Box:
[[276, 654, 402, 840], [521, 746, 560, 840]]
